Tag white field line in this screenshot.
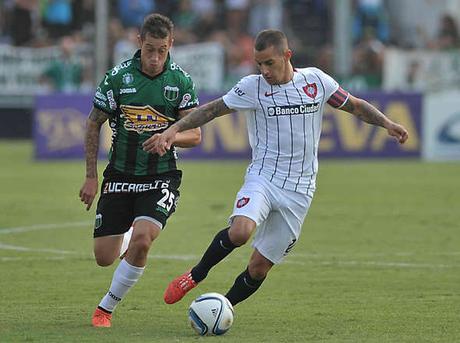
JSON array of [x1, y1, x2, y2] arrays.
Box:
[[0, 221, 91, 234], [1, 221, 460, 268], [0, 242, 77, 255], [0, 242, 459, 269]]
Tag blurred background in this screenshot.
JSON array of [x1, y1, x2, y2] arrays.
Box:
[[1, 0, 460, 161]]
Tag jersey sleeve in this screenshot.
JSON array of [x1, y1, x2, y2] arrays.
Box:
[[313, 68, 350, 109], [93, 72, 119, 117], [178, 77, 199, 111], [222, 75, 257, 110]]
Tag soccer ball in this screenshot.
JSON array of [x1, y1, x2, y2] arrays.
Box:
[[188, 292, 234, 336]]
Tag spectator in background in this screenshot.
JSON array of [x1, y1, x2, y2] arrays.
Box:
[[108, 18, 126, 66], [212, 0, 255, 87], [190, 0, 221, 42], [117, 0, 155, 28], [41, 0, 73, 39], [9, 0, 38, 46], [429, 14, 460, 50], [71, 0, 94, 32], [172, 0, 199, 44], [350, 0, 388, 90], [248, 0, 282, 37], [282, 0, 331, 67], [352, 28, 385, 89], [113, 27, 139, 65], [353, 0, 389, 44], [40, 35, 83, 92]]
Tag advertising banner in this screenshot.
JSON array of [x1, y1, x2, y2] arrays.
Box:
[[423, 90, 460, 161], [34, 91, 422, 160], [319, 91, 421, 158], [34, 94, 111, 159]]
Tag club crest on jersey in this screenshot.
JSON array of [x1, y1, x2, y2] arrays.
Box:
[[164, 85, 179, 101], [120, 104, 174, 133], [122, 72, 134, 85], [236, 197, 250, 208], [303, 82, 317, 99]]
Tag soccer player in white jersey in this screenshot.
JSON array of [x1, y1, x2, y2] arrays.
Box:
[[143, 29, 409, 306]]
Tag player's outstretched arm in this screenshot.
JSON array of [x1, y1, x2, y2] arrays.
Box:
[[143, 98, 233, 155], [173, 108, 202, 148], [340, 95, 409, 144], [79, 107, 109, 210]]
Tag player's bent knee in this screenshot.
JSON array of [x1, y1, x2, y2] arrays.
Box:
[[94, 253, 117, 267], [228, 229, 250, 246], [129, 234, 154, 254], [229, 217, 256, 246]]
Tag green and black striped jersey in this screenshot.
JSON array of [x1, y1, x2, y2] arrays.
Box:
[[93, 50, 199, 177]]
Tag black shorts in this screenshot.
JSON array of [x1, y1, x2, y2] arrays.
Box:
[[93, 171, 181, 238]]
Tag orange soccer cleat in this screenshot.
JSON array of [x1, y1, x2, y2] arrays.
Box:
[[91, 307, 112, 328], [164, 270, 198, 304]]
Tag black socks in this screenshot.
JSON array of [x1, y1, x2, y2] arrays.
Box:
[[225, 268, 265, 306], [191, 227, 238, 283]]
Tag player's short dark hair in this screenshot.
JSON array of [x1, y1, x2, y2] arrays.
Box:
[[140, 13, 174, 40], [255, 29, 288, 54]]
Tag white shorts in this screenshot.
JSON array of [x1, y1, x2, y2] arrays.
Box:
[[229, 174, 313, 264]]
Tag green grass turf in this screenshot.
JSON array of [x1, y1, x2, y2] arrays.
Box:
[[0, 140, 459, 342]]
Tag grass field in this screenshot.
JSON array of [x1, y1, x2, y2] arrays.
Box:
[[1, 140, 459, 343]]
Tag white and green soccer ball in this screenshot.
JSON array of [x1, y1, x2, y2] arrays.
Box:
[[188, 292, 234, 336]]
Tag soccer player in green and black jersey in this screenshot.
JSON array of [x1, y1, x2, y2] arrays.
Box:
[[79, 13, 201, 328]]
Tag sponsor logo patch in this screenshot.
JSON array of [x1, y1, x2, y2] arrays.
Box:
[[170, 62, 190, 77], [120, 87, 137, 94], [120, 104, 174, 133], [236, 197, 250, 208], [103, 180, 170, 194], [107, 89, 117, 110], [179, 93, 191, 108], [111, 61, 132, 76], [233, 86, 245, 96], [94, 98, 106, 108], [95, 87, 107, 101], [267, 103, 320, 116]]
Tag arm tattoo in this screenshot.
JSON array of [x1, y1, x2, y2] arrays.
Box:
[[175, 98, 231, 132], [85, 107, 109, 178], [343, 98, 387, 128]]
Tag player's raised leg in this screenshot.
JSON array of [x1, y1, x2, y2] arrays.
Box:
[[225, 248, 273, 306], [163, 216, 256, 304], [92, 219, 160, 327]]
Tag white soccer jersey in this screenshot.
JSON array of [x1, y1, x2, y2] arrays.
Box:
[[222, 67, 349, 195]]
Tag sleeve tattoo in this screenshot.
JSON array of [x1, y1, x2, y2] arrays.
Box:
[[341, 98, 387, 128], [175, 98, 232, 132], [85, 107, 109, 178]]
